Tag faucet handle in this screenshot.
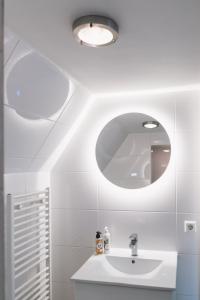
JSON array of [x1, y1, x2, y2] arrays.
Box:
[[129, 233, 138, 241], [129, 234, 138, 246]]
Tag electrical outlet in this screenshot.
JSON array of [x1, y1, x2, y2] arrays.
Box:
[[184, 221, 197, 233]]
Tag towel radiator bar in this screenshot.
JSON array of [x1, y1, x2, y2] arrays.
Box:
[[6, 188, 51, 300]]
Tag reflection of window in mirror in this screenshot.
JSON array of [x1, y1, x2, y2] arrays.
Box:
[[151, 145, 171, 183]]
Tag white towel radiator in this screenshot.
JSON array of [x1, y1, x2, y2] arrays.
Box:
[[6, 188, 51, 300]]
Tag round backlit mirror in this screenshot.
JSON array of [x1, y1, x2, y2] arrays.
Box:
[[96, 113, 171, 189]]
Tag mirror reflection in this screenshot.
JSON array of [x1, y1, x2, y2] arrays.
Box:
[[96, 113, 171, 189]]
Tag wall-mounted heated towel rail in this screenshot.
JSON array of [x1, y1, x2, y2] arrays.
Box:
[[6, 188, 51, 300]]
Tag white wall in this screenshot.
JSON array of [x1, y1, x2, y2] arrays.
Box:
[[51, 89, 200, 300], [0, 1, 4, 297], [4, 172, 50, 196]]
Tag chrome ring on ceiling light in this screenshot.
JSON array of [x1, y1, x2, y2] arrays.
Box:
[[72, 15, 119, 47]]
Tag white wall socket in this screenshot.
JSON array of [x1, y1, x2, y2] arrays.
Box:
[[184, 221, 197, 233]]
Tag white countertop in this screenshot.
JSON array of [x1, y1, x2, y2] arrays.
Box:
[[71, 248, 177, 290]]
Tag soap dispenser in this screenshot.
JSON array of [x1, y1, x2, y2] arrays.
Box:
[[103, 226, 111, 254], [96, 231, 104, 255]]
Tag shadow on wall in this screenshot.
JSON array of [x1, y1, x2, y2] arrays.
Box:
[[6, 50, 70, 120], [4, 28, 91, 173], [4, 27, 72, 120]]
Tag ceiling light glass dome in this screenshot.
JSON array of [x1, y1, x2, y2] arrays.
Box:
[[142, 121, 160, 129], [73, 15, 119, 47]]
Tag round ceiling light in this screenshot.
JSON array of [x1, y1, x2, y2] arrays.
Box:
[[142, 121, 160, 129], [73, 15, 119, 47]]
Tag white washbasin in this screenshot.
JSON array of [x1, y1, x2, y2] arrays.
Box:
[[71, 248, 177, 290], [106, 255, 162, 275]]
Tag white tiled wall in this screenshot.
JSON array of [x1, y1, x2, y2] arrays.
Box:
[[98, 211, 176, 251], [51, 90, 200, 300], [4, 172, 50, 195]]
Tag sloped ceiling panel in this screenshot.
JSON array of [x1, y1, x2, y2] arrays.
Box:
[[4, 29, 91, 173]]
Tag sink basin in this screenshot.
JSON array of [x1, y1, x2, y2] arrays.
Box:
[[106, 255, 162, 275], [71, 248, 177, 290]]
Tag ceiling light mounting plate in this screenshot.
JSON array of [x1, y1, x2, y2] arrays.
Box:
[[73, 15, 119, 47]]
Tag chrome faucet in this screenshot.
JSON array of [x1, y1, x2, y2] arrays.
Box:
[[129, 233, 138, 256]]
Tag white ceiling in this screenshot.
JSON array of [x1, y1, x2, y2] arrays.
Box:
[[5, 0, 200, 93]]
